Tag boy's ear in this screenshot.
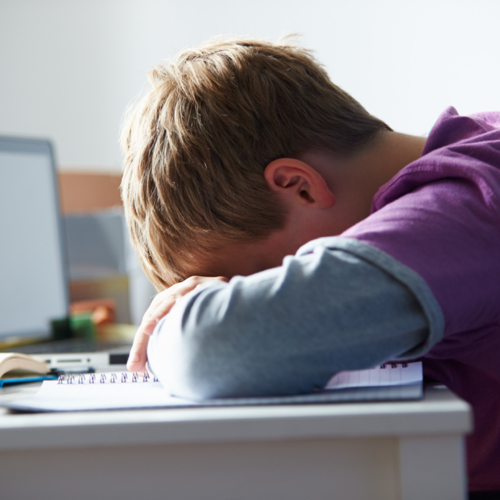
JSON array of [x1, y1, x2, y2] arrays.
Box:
[[264, 158, 335, 209]]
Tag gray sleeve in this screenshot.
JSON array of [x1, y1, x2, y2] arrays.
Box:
[[147, 237, 444, 399]]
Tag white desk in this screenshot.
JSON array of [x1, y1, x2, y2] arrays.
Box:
[[0, 381, 471, 500]]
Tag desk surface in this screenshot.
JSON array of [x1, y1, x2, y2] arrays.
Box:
[[0, 376, 471, 451], [0, 373, 472, 500]]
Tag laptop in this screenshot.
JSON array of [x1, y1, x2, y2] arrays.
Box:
[[0, 136, 131, 369]]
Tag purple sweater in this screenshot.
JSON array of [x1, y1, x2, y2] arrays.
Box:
[[343, 107, 500, 491]]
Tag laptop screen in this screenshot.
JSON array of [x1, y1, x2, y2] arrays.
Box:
[[0, 137, 68, 340]]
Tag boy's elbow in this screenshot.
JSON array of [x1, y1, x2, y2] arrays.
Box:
[[172, 356, 244, 401], [147, 315, 249, 400]]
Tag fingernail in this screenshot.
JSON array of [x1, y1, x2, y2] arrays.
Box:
[[129, 354, 140, 362]]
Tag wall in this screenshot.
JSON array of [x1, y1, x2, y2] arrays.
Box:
[[1, 0, 500, 172]]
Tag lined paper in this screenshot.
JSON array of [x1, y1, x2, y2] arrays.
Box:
[[325, 363, 422, 389]]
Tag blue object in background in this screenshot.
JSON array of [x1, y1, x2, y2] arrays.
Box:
[[0, 375, 58, 389]]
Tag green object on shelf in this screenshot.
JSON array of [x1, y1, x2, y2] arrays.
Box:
[[70, 312, 97, 340]]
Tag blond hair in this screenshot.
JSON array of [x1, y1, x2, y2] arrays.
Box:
[[121, 36, 391, 290]]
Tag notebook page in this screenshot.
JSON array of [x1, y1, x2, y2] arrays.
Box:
[[325, 362, 422, 390], [3, 362, 423, 412], [24, 374, 196, 411]]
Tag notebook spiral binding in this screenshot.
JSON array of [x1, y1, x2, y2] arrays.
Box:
[[57, 372, 159, 384], [380, 362, 408, 369]]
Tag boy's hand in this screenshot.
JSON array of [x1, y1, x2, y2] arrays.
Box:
[[127, 276, 228, 373]]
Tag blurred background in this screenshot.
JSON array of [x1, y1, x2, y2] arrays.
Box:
[[2, 0, 500, 171], [1, 0, 499, 326]]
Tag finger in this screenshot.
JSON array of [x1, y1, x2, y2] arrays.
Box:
[[127, 327, 151, 373], [143, 277, 209, 323], [145, 276, 228, 322], [127, 291, 185, 373], [138, 286, 181, 331], [195, 276, 228, 288], [144, 294, 180, 325]]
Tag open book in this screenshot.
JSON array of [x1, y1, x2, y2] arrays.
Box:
[[2, 362, 423, 413], [0, 353, 49, 379]]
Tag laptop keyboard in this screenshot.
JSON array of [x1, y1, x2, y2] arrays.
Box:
[[1, 339, 131, 354]]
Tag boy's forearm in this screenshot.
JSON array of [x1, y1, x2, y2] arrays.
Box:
[[147, 238, 444, 400]]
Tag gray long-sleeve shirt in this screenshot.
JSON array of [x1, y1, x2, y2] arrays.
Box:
[[148, 237, 444, 400]]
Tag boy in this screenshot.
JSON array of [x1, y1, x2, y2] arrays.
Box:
[[121, 37, 500, 492]]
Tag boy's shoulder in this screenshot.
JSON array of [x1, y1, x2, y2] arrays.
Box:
[[373, 106, 500, 211], [342, 107, 500, 342]]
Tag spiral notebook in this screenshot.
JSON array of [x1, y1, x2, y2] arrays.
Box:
[[3, 362, 423, 412]]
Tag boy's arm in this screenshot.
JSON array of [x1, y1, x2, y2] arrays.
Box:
[[146, 238, 443, 399], [127, 276, 228, 373]]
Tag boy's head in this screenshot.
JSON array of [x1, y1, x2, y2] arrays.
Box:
[[121, 36, 390, 290]]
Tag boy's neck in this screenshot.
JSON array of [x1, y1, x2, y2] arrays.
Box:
[[367, 131, 428, 187], [297, 131, 427, 230]]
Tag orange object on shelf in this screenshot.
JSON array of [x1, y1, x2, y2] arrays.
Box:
[[70, 299, 116, 325]]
